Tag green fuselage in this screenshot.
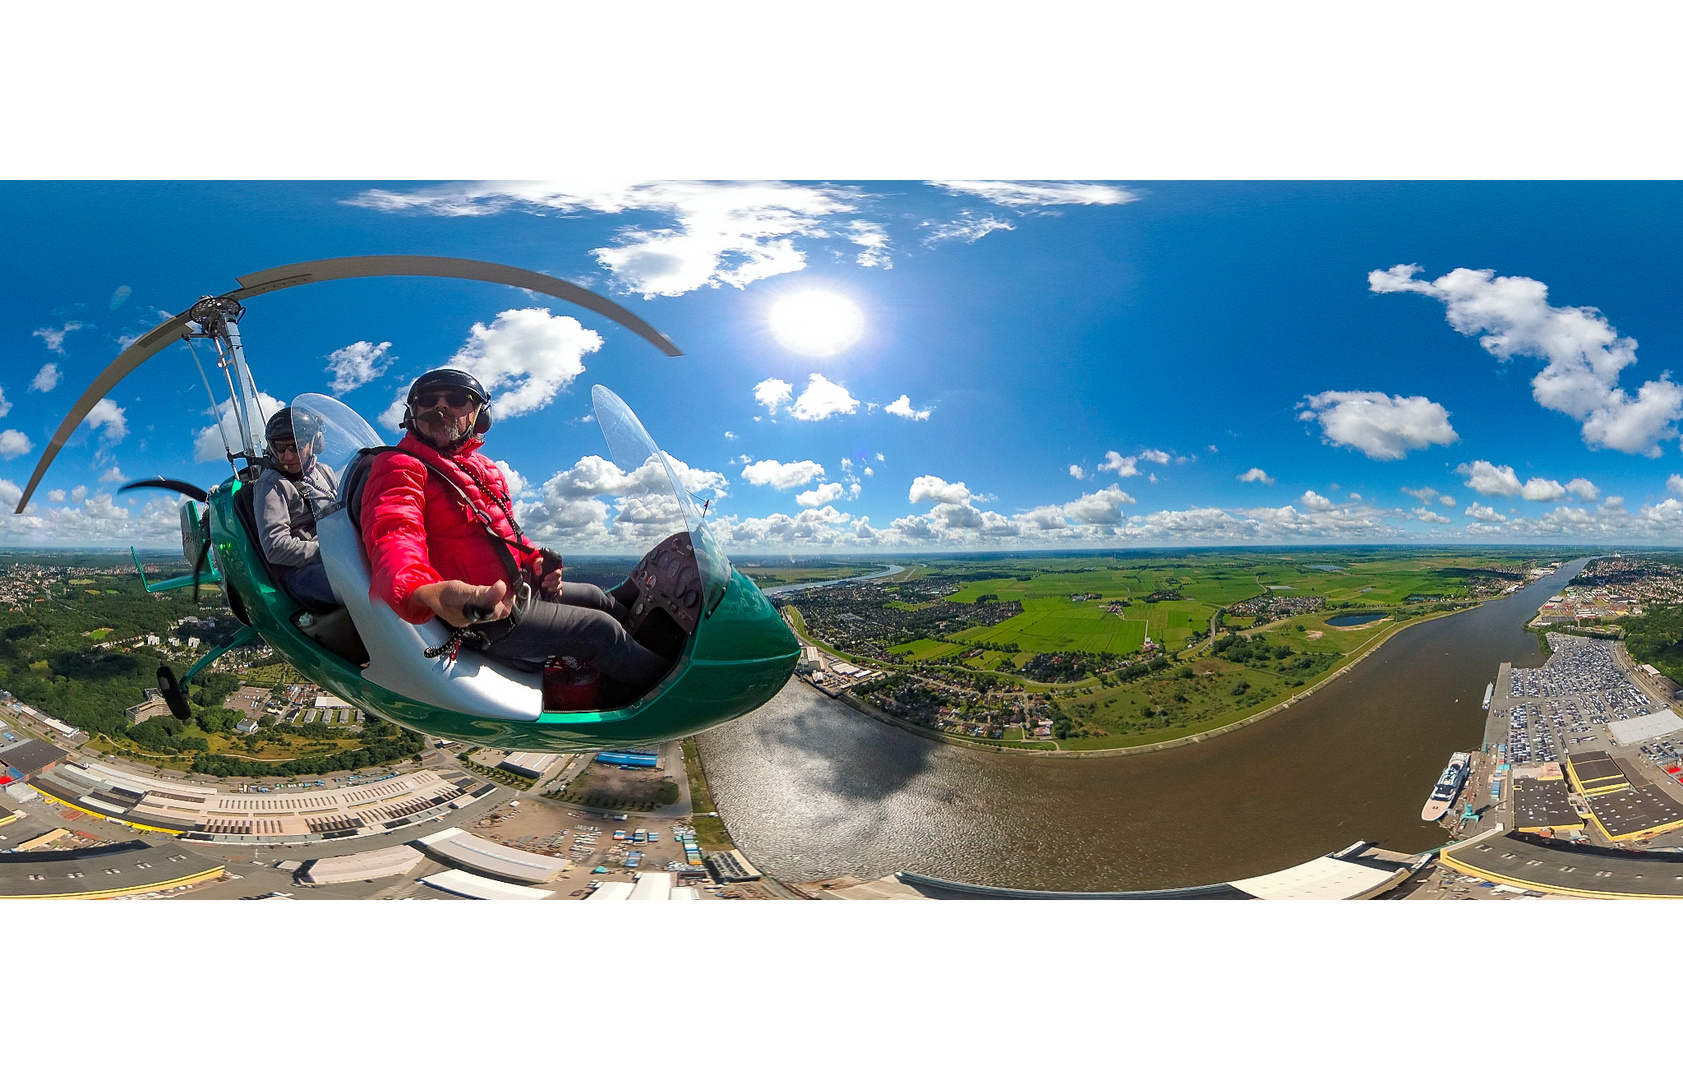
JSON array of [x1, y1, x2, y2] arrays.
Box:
[[206, 480, 800, 752]]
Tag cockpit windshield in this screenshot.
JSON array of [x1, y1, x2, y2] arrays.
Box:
[[288, 393, 382, 519], [592, 385, 732, 613]]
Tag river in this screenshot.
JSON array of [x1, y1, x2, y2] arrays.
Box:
[[694, 557, 1589, 891]]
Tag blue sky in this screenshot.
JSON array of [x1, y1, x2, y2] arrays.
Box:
[[6, 180, 1683, 552]]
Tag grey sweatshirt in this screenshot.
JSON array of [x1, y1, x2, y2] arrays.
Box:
[[254, 461, 338, 568]]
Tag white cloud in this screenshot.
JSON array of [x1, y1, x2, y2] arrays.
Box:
[[494, 460, 528, 498], [1415, 508, 1451, 524], [378, 309, 601, 431], [1455, 460, 1522, 498], [109, 285, 131, 310], [1238, 467, 1274, 484], [1372, 263, 1683, 456], [32, 321, 86, 355], [1670, 475, 1683, 498], [845, 220, 891, 268], [70, 485, 86, 502], [1061, 484, 1136, 524], [1520, 477, 1567, 502], [1069, 464, 1086, 480], [1466, 502, 1507, 523], [326, 340, 393, 394], [85, 398, 128, 443], [1099, 451, 1139, 476], [752, 378, 794, 413], [348, 181, 876, 298], [100, 466, 127, 484], [883, 394, 931, 421], [194, 391, 284, 462], [788, 374, 860, 421], [909, 475, 973, 505], [1297, 390, 1457, 460], [1138, 449, 1171, 465], [0, 430, 33, 459], [29, 363, 60, 392], [1400, 485, 1439, 503], [0, 387, 10, 418], [927, 181, 1138, 208], [796, 482, 844, 508], [923, 213, 1014, 245], [742, 459, 825, 490], [47, 489, 64, 502], [516, 451, 727, 550], [1299, 490, 1334, 511], [723, 431, 737, 441]]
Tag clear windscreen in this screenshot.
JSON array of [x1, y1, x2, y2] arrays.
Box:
[[289, 393, 384, 518], [592, 384, 731, 610]]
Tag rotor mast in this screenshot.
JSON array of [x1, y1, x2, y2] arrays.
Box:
[[186, 295, 267, 467]]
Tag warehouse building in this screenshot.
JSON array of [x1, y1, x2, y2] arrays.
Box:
[[1565, 751, 1630, 796], [414, 827, 568, 884], [1512, 777, 1585, 834], [298, 845, 427, 886], [498, 752, 563, 779], [419, 868, 554, 900], [0, 839, 223, 899], [0, 739, 69, 779]]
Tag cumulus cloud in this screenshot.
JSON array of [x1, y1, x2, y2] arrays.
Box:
[[378, 309, 601, 431], [753, 378, 793, 414], [194, 391, 284, 462], [1466, 502, 1507, 523], [33, 321, 86, 355], [100, 466, 127, 484], [516, 451, 727, 549], [347, 181, 877, 298], [1454, 460, 1580, 502], [1069, 464, 1086, 480], [788, 374, 860, 421], [0, 431, 33, 459], [927, 181, 1138, 208], [1372, 263, 1683, 456], [47, 489, 64, 502], [85, 398, 128, 443], [29, 363, 60, 393], [909, 475, 973, 505], [70, 485, 86, 502], [0, 386, 11, 418], [1138, 449, 1171, 465], [1670, 475, 1683, 498], [326, 340, 393, 394], [494, 460, 528, 498], [1415, 508, 1451, 524], [883, 394, 931, 421], [1060, 484, 1136, 524], [1401, 485, 1439, 503], [796, 482, 844, 508], [1299, 490, 1334, 511], [109, 285, 131, 310], [742, 459, 826, 490], [1238, 467, 1274, 484], [1297, 390, 1458, 460]]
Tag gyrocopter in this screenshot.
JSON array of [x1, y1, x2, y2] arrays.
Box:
[[13, 256, 800, 751]]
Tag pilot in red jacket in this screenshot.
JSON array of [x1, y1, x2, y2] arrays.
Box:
[[360, 368, 668, 701]]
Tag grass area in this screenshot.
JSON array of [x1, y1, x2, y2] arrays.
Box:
[[889, 637, 969, 662], [682, 738, 734, 850]]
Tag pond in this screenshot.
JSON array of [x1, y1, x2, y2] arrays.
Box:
[[1326, 612, 1388, 627]]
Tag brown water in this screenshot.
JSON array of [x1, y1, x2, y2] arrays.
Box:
[[694, 558, 1587, 891]]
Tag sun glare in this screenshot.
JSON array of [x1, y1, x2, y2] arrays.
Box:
[[768, 291, 864, 356]]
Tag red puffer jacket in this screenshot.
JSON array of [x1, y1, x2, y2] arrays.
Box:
[[361, 431, 541, 625]]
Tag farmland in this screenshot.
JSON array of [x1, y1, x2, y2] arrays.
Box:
[[782, 546, 1567, 751]]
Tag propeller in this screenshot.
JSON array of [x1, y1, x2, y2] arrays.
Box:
[[119, 477, 210, 502]]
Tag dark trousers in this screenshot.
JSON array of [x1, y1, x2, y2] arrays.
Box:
[[482, 582, 669, 689], [279, 559, 339, 609]]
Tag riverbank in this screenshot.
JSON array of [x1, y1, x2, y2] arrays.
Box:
[[835, 604, 1474, 759]]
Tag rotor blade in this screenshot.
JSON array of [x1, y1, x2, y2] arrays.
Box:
[[14, 310, 195, 513], [119, 478, 210, 502], [230, 255, 683, 357]]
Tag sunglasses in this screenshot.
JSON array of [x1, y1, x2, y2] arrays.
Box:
[[415, 390, 478, 410], [271, 441, 299, 455]]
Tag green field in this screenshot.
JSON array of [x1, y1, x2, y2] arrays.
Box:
[[955, 599, 1147, 654]]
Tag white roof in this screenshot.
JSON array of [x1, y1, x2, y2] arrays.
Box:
[[1608, 709, 1683, 745], [302, 845, 426, 885], [588, 881, 635, 900], [420, 869, 554, 900], [416, 826, 567, 883], [628, 871, 674, 900], [1228, 856, 1402, 900]]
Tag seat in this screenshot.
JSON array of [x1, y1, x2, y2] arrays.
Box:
[[235, 479, 340, 616]]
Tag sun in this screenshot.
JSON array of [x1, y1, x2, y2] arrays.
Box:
[[768, 291, 864, 356]]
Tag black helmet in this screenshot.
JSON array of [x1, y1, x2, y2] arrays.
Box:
[[404, 368, 492, 435], [265, 408, 295, 445]]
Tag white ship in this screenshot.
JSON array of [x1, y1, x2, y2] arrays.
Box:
[[1481, 683, 1494, 710], [1421, 752, 1472, 821]]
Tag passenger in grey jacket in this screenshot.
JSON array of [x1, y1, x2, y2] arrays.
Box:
[[255, 408, 340, 609]]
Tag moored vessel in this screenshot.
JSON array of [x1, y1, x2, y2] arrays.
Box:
[[1422, 751, 1472, 821], [1482, 683, 1494, 710]]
